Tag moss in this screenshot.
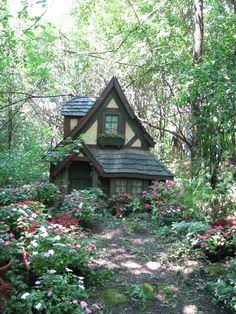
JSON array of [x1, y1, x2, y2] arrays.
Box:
[[138, 283, 156, 300], [100, 288, 127, 305], [205, 262, 225, 277]]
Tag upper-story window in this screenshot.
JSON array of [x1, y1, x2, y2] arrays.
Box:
[[104, 114, 119, 134]]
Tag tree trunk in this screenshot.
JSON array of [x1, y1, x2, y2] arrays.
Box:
[[193, 0, 204, 63], [190, 0, 204, 173]]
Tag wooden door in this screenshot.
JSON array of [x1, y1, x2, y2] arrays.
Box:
[[69, 161, 92, 192]]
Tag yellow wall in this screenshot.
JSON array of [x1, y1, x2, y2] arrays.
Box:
[[70, 119, 78, 131], [83, 120, 98, 144], [131, 139, 142, 147], [125, 122, 135, 144], [107, 98, 118, 109]]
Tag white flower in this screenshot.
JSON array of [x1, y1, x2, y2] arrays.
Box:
[[41, 232, 48, 238], [32, 213, 37, 219], [21, 292, 30, 300], [35, 280, 41, 285], [65, 267, 73, 272], [48, 249, 55, 255], [39, 226, 47, 232], [35, 302, 42, 310], [54, 235, 61, 241], [31, 240, 38, 247], [47, 269, 57, 274]]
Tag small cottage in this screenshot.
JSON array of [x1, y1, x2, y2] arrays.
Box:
[[50, 77, 174, 195]]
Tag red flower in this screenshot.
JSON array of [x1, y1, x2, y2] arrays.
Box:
[[29, 225, 36, 232], [35, 210, 41, 215], [8, 233, 14, 238]]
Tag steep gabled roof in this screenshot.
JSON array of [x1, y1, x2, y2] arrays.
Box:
[[61, 96, 97, 117], [66, 76, 155, 147]]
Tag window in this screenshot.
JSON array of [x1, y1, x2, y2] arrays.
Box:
[[113, 178, 149, 195], [131, 179, 143, 195], [115, 179, 127, 193], [104, 114, 119, 134]]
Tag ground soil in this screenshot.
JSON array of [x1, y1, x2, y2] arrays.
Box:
[[90, 215, 233, 314]]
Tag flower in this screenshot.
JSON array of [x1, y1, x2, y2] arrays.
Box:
[[35, 280, 41, 285], [92, 303, 100, 310], [72, 300, 78, 304], [144, 203, 151, 209], [47, 269, 57, 274], [35, 302, 42, 310], [80, 301, 88, 308], [21, 292, 30, 299], [47, 290, 52, 297]]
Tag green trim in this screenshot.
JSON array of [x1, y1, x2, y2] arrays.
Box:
[[92, 169, 99, 187]]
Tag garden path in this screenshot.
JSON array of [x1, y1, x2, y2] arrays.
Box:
[[91, 215, 232, 314]]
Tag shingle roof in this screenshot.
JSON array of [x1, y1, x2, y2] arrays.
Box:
[[61, 96, 97, 116], [90, 148, 174, 178]]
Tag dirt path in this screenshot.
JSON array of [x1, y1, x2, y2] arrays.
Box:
[[91, 216, 232, 314]]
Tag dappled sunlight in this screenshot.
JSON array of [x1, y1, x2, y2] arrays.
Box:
[[182, 304, 198, 314]]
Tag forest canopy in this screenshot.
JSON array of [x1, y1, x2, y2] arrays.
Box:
[[0, 0, 235, 186]]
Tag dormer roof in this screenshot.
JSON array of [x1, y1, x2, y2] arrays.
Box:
[[61, 96, 97, 117]]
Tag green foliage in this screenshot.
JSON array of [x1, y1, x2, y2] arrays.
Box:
[[108, 192, 133, 217], [0, 221, 17, 266], [4, 272, 88, 314], [209, 258, 236, 311]]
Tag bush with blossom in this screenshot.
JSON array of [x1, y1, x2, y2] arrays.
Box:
[[0, 201, 48, 238], [108, 192, 133, 217], [4, 272, 101, 314], [25, 222, 96, 277], [0, 182, 62, 207], [192, 223, 236, 261], [143, 180, 186, 223], [60, 188, 104, 226], [0, 221, 17, 266]]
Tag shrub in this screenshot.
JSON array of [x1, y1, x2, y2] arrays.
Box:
[[60, 188, 104, 226], [192, 224, 236, 261], [209, 258, 236, 311], [0, 182, 62, 206], [143, 180, 186, 224], [4, 272, 99, 314], [0, 221, 17, 266], [108, 192, 133, 217], [25, 222, 96, 278], [0, 201, 48, 238]]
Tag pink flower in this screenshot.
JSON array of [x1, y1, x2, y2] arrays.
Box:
[[92, 303, 100, 310], [163, 189, 168, 193], [72, 300, 78, 304], [144, 203, 150, 209], [47, 290, 52, 297], [143, 190, 147, 194], [86, 308, 92, 314], [80, 301, 88, 308]]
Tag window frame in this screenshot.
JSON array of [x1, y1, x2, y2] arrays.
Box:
[[103, 113, 120, 135]]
